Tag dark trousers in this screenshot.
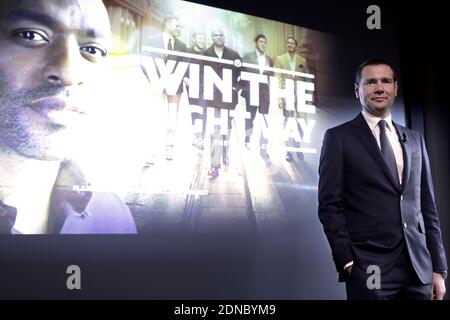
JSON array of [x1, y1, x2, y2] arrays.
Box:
[[346, 249, 432, 300], [283, 113, 303, 151], [244, 104, 268, 146], [209, 107, 232, 168], [190, 101, 205, 141]]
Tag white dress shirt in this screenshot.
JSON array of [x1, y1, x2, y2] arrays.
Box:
[[256, 50, 266, 74], [162, 33, 174, 51], [362, 110, 404, 184]]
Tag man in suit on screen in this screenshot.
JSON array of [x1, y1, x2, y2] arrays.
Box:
[[274, 36, 309, 162], [185, 32, 206, 150], [318, 58, 447, 299], [202, 28, 241, 178], [142, 15, 188, 160], [241, 34, 273, 160]]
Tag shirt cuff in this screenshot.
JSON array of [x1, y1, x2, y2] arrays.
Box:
[[343, 261, 354, 271]]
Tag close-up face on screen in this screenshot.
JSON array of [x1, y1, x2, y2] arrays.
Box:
[[2, 0, 447, 303]]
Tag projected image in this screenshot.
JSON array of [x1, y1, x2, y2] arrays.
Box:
[[123, 0, 338, 234], [0, 0, 337, 234]]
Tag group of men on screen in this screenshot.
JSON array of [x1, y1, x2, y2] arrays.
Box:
[[143, 15, 311, 177]]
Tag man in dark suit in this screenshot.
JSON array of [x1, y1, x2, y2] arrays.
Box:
[[186, 32, 206, 150], [241, 34, 273, 160], [318, 58, 447, 299], [142, 15, 188, 160], [202, 28, 241, 177], [144, 15, 188, 79]]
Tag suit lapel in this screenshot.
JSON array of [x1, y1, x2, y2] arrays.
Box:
[[280, 54, 289, 69], [350, 113, 400, 191], [253, 52, 270, 74], [156, 34, 164, 49], [48, 161, 93, 233], [393, 123, 411, 192], [252, 52, 258, 65], [294, 55, 300, 72]]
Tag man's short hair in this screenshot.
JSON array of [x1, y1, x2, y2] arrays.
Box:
[[255, 34, 267, 43], [286, 36, 298, 46], [192, 32, 203, 39], [210, 27, 225, 39], [163, 15, 179, 28], [356, 58, 397, 84]]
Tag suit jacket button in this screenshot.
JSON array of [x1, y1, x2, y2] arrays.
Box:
[[403, 222, 408, 229]]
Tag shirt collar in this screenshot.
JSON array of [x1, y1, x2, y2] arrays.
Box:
[[162, 33, 174, 47], [0, 201, 17, 234], [0, 160, 92, 234], [256, 49, 265, 58], [362, 109, 394, 132]]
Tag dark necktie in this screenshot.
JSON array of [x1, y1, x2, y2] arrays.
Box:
[[168, 38, 173, 51], [378, 120, 400, 187]]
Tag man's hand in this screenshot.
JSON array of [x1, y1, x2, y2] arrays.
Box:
[[346, 265, 352, 276], [432, 272, 446, 300]]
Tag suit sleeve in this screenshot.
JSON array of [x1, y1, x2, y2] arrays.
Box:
[[301, 60, 310, 74], [318, 129, 353, 272], [273, 57, 285, 107], [273, 57, 284, 88], [239, 53, 250, 98], [232, 52, 243, 92], [268, 56, 274, 70], [419, 134, 448, 271]]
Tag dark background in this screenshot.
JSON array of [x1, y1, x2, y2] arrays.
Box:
[[0, 0, 448, 299]]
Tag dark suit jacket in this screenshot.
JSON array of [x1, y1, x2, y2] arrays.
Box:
[[241, 51, 274, 113], [202, 45, 241, 110], [318, 113, 447, 284], [186, 47, 205, 107], [0, 161, 137, 234], [142, 33, 188, 95]]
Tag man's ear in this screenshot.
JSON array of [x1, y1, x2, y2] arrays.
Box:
[[354, 82, 359, 99]]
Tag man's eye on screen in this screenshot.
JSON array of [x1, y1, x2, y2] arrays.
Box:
[[80, 45, 107, 61], [12, 30, 49, 44]]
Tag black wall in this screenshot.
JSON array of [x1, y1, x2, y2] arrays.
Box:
[[394, 1, 450, 273]]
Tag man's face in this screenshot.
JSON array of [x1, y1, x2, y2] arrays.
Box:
[[212, 29, 225, 47], [355, 64, 398, 117], [255, 37, 266, 54], [192, 33, 205, 51], [166, 18, 181, 38], [286, 38, 297, 53], [0, 0, 112, 160]]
